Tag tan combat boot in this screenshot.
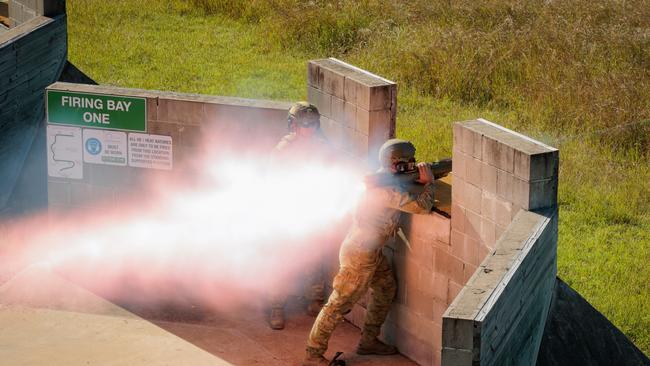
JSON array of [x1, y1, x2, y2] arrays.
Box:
[[269, 307, 285, 330], [356, 337, 398, 355], [302, 347, 329, 366]]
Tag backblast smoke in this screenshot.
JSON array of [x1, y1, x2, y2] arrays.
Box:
[[0, 150, 366, 311]]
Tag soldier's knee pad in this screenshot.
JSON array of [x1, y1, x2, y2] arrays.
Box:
[[333, 268, 363, 297]]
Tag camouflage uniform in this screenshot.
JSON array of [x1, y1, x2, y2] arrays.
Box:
[[269, 132, 334, 309], [307, 175, 435, 355]]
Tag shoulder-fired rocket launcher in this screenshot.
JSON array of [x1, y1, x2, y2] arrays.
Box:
[[364, 158, 452, 187]]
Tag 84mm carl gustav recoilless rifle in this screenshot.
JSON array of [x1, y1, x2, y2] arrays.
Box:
[[364, 158, 452, 187]]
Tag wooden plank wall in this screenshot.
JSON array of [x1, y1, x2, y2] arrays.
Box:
[[0, 15, 66, 215]]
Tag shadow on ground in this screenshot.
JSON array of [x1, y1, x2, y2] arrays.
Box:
[[537, 278, 649, 366]]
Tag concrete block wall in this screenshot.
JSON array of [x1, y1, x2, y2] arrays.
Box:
[[442, 209, 558, 366], [46, 82, 292, 210], [8, 0, 63, 26], [307, 58, 396, 164], [8, 0, 35, 25], [450, 118, 558, 283], [0, 14, 67, 215], [442, 119, 559, 366]]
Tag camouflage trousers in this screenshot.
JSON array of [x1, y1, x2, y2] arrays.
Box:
[[307, 244, 397, 355]]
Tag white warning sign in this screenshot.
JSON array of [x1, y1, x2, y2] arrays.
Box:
[[47, 125, 83, 179], [128, 133, 173, 170], [83, 129, 127, 166]]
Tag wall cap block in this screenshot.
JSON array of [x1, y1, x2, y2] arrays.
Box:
[[47, 82, 293, 111], [457, 118, 557, 155], [0, 15, 50, 46], [309, 58, 395, 87]]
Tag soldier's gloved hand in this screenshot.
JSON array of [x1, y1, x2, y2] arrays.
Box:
[[416, 162, 434, 184]]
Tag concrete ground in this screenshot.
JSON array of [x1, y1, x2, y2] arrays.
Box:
[[0, 266, 416, 366], [144, 301, 416, 366]]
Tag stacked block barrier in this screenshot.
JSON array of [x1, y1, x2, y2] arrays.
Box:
[[307, 58, 396, 163], [442, 119, 559, 366], [8, 0, 63, 26]]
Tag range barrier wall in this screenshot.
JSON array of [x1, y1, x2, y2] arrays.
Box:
[[441, 120, 559, 366]]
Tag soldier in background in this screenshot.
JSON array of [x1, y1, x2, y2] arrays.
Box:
[[303, 139, 436, 365], [268, 101, 333, 330]]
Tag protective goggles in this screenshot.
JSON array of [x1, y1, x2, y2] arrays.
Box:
[[394, 159, 416, 173]]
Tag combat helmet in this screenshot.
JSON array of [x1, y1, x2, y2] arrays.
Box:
[[287, 101, 320, 130], [378, 138, 416, 172]]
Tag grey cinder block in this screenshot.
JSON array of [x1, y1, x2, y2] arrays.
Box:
[[343, 101, 355, 129], [307, 60, 322, 88], [480, 217, 496, 248], [464, 205, 481, 239], [465, 156, 482, 187], [330, 96, 345, 123], [529, 177, 558, 210], [514, 149, 559, 182], [481, 161, 497, 194], [367, 109, 390, 138], [307, 85, 319, 107], [464, 181, 482, 215], [451, 203, 466, 232], [307, 85, 331, 118], [496, 168, 514, 202], [480, 190, 497, 219], [460, 125, 475, 154], [355, 107, 369, 135], [369, 84, 393, 111], [8, 1, 22, 24], [321, 67, 344, 99], [452, 147, 466, 180], [483, 135, 515, 173], [343, 76, 357, 102], [442, 317, 475, 349], [23, 0, 37, 11], [442, 347, 473, 366]]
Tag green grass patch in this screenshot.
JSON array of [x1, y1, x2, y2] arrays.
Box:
[[67, 0, 649, 355], [67, 1, 305, 100]]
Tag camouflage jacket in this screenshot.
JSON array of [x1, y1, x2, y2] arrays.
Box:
[[343, 177, 435, 253]]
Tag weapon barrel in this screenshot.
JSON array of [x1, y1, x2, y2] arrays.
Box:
[[364, 158, 453, 187], [427, 158, 452, 179]]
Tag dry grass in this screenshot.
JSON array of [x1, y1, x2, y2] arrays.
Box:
[[186, 0, 650, 153]]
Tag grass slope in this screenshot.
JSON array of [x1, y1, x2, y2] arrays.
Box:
[[67, 0, 649, 354]]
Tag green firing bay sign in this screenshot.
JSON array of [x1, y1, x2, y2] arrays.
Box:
[[47, 90, 146, 132]]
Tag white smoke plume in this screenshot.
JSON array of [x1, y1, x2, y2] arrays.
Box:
[[0, 149, 366, 312]]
